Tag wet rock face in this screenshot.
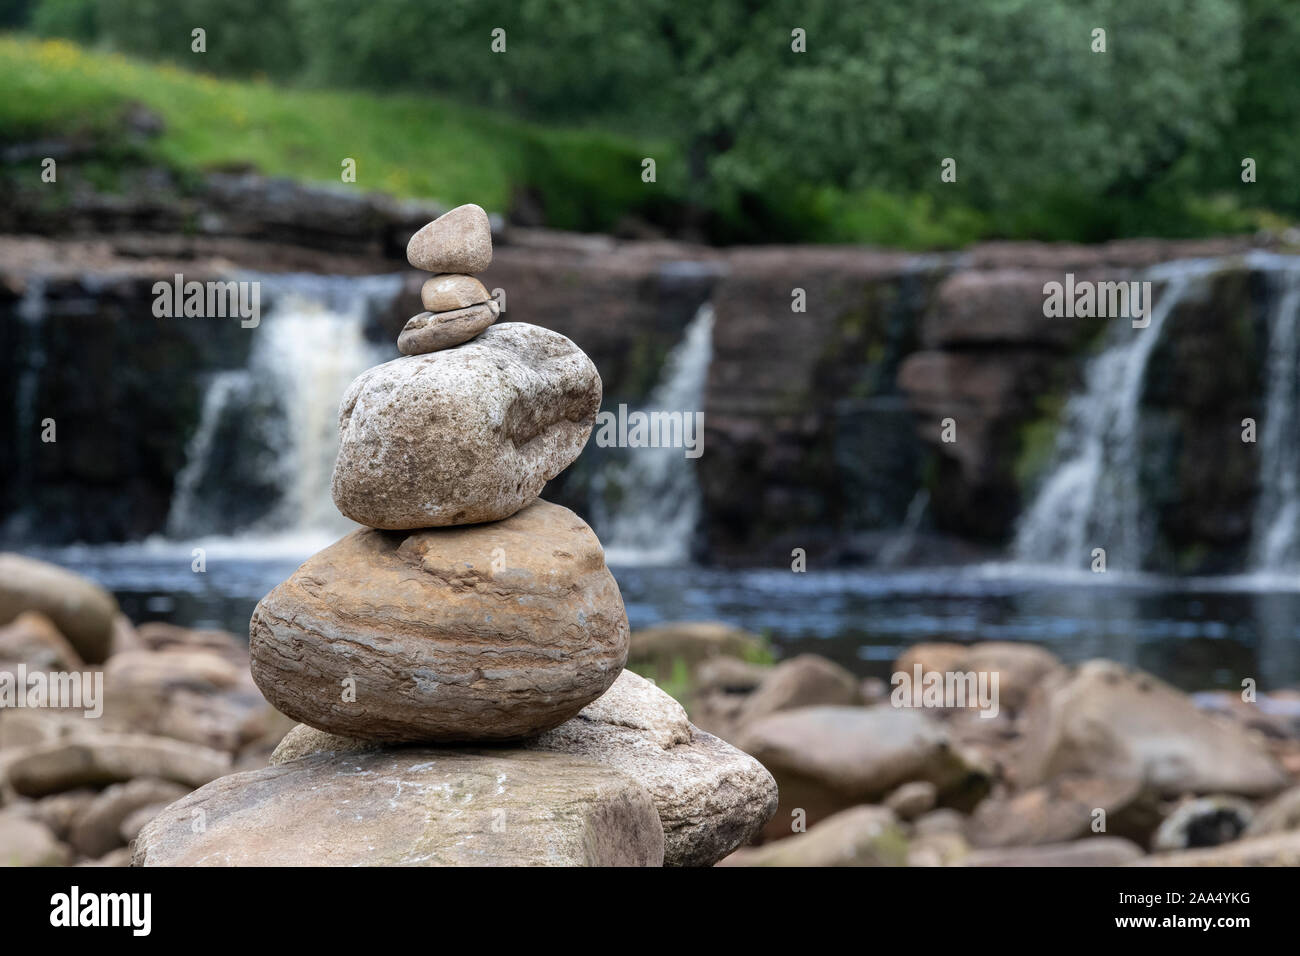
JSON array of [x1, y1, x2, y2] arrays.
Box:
[[0, 230, 1279, 570], [1141, 268, 1266, 572], [330, 322, 601, 529], [249, 500, 630, 743]]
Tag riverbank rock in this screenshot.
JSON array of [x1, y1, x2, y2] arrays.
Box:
[[406, 203, 492, 274], [79, 847, 132, 867], [396, 301, 499, 355], [421, 274, 491, 312], [330, 323, 600, 529], [719, 806, 908, 867], [1245, 786, 1300, 836], [1150, 795, 1253, 851], [696, 657, 771, 695], [1134, 831, 1300, 866], [12, 789, 97, 841], [737, 705, 989, 839], [133, 748, 664, 866], [908, 829, 971, 866], [1016, 660, 1288, 797], [0, 611, 84, 671], [134, 622, 248, 663], [0, 708, 90, 752], [0, 812, 69, 866], [884, 780, 938, 820], [109, 615, 145, 656], [250, 499, 629, 742], [271, 670, 777, 867], [962, 837, 1145, 867], [119, 803, 172, 844], [737, 654, 860, 724], [627, 621, 768, 697], [0, 553, 117, 663], [66, 777, 189, 858], [965, 775, 1150, 848], [100, 647, 265, 753], [689, 656, 773, 742], [2, 734, 230, 797], [895, 641, 1063, 714]]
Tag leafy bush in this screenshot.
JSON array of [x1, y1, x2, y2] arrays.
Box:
[[29, 0, 95, 39], [14, 0, 1300, 244]]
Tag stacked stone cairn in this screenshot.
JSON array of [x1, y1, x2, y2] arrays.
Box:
[[132, 204, 777, 867]]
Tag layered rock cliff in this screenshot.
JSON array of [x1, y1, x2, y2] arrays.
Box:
[[0, 207, 1280, 570]]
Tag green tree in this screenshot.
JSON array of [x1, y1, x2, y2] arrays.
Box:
[[659, 0, 1241, 235]]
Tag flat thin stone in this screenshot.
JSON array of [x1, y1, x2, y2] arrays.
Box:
[[396, 301, 498, 355]]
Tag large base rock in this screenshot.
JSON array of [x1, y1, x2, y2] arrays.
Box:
[[133, 749, 664, 867], [527, 670, 776, 866], [272, 670, 778, 867], [250, 499, 629, 743]]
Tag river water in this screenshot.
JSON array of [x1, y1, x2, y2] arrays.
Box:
[[23, 538, 1300, 692]]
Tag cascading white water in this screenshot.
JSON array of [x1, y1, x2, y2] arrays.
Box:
[[878, 489, 930, 567], [164, 274, 401, 543], [12, 277, 46, 519], [594, 303, 714, 565], [166, 369, 253, 536], [1013, 262, 1215, 570], [1250, 256, 1300, 572]]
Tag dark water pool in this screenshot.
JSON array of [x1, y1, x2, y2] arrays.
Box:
[[23, 543, 1300, 692]]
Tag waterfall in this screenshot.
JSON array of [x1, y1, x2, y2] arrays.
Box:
[[164, 273, 401, 543], [593, 303, 714, 565], [1250, 259, 1300, 572], [1013, 262, 1214, 570], [11, 277, 47, 532], [878, 489, 930, 567]]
